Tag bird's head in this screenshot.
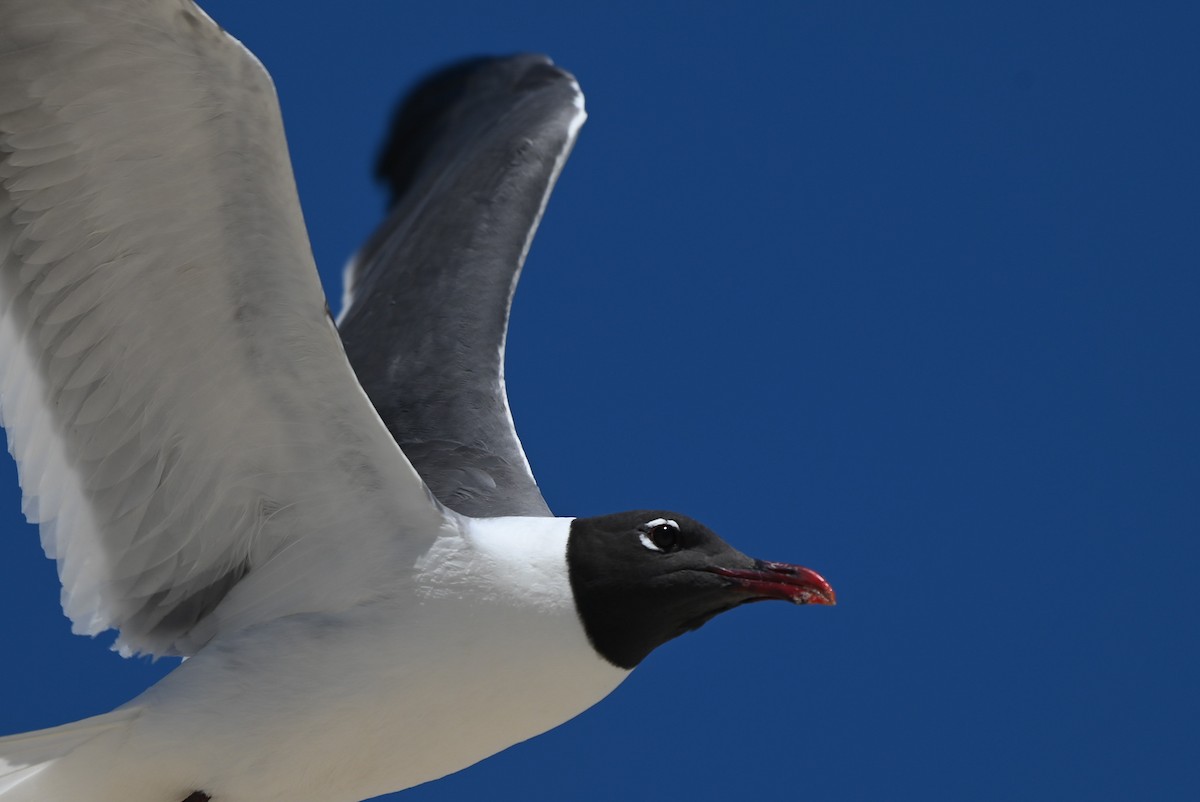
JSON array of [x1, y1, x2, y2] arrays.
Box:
[[566, 510, 834, 669]]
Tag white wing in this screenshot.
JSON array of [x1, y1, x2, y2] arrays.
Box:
[[0, 0, 446, 656]]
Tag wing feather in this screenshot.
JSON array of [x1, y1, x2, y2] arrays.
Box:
[[340, 55, 586, 518], [0, 0, 444, 656]]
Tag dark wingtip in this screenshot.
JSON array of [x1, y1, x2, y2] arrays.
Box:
[[375, 54, 576, 207], [375, 55, 491, 202]]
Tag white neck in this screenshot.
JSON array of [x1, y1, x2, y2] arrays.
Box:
[[414, 515, 578, 613]]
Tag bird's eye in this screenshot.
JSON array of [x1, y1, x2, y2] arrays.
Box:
[[638, 518, 681, 552], [649, 524, 677, 550]]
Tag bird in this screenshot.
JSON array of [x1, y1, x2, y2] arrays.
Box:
[[0, 2, 835, 801]]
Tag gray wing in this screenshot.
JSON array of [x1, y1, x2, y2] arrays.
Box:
[[0, 0, 445, 657], [338, 55, 586, 518]]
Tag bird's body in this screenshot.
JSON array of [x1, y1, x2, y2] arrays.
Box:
[[4, 517, 625, 802], [0, 2, 832, 800]]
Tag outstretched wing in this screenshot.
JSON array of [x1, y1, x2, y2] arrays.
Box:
[[0, 0, 446, 656], [338, 55, 586, 518]]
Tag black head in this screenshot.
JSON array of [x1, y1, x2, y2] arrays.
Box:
[[566, 510, 835, 669]]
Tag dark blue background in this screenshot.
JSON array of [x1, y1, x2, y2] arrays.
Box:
[[2, 2, 1197, 800]]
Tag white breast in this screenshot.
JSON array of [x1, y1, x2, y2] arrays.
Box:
[[37, 516, 631, 802]]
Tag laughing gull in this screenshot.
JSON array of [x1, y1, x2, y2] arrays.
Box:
[[0, 3, 834, 802]]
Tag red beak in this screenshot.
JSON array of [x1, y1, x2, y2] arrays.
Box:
[[709, 560, 836, 606]]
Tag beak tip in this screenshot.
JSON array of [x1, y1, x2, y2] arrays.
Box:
[[797, 587, 836, 606], [773, 562, 836, 607]]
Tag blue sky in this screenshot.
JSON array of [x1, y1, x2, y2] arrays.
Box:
[[1, 2, 1197, 800]]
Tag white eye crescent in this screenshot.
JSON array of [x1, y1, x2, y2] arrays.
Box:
[[638, 533, 662, 552]]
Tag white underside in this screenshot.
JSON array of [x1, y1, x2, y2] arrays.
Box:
[[1, 518, 629, 802]]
